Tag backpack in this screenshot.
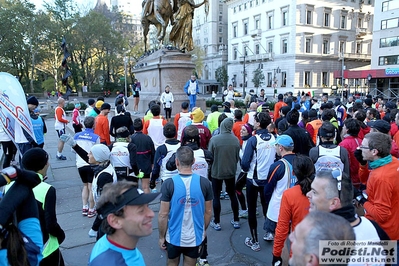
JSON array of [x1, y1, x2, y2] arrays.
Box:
[[177, 112, 191, 140], [249, 94, 258, 107], [314, 146, 344, 172]]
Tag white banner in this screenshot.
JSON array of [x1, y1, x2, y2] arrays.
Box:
[[0, 72, 36, 142]]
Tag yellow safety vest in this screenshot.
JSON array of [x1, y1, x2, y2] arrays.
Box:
[[32, 174, 60, 258]]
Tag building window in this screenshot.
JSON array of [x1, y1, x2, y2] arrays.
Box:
[[282, 11, 288, 26], [243, 21, 248, 35], [322, 40, 329, 54], [282, 39, 288, 54], [219, 27, 223, 33], [304, 71, 311, 87], [244, 3, 247, 9], [382, 1, 399, 12], [340, 15, 346, 29], [281, 72, 287, 87], [324, 13, 330, 27], [267, 72, 273, 87], [339, 41, 345, 53], [379, 55, 399, 65], [244, 46, 248, 56], [268, 41, 273, 53], [234, 7, 236, 13], [233, 48, 238, 60], [306, 10, 312, 25], [250, 1, 253, 7], [239, 5, 242, 11], [219, 15, 222, 22], [356, 43, 362, 54], [358, 17, 363, 28], [268, 15, 273, 29], [255, 18, 260, 29], [255, 44, 260, 54], [305, 38, 311, 53], [233, 24, 238, 38], [380, 36, 399, 48], [219, 37, 223, 43], [381, 18, 399, 30], [322, 72, 329, 87]]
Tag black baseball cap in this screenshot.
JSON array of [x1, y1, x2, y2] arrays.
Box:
[[98, 187, 161, 219]]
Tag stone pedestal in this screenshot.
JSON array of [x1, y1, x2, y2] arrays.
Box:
[[127, 49, 206, 115]]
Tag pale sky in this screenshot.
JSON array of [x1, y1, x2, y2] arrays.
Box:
[[29, 0, 142, 14]]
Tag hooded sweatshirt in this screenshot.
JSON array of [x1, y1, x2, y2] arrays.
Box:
[[208, 118, 240, 179]]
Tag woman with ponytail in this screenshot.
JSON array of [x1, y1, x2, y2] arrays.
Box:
[[271, 155, 314, 266]]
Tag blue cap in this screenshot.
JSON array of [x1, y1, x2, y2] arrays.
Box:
[[271, 135, 294, 148]]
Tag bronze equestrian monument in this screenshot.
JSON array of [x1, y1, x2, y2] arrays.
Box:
[[133, 0, 209, 114]]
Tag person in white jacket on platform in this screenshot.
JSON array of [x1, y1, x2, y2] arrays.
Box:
[[160, 85, 174, 121]]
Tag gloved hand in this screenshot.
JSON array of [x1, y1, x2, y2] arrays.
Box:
[[0, 166, 41, 188], [60, 134, 76, 147], [354, 149, 367, 165], [272, 255, 283, 266], [354, 187, 367, 205], [137, 172, 144, 179], [150, 180, 156, 189]]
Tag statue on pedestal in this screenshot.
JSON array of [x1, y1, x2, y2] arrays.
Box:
[[141, 0, 208, 53]]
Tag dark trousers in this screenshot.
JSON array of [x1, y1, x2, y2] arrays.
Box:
[[246, 179, 267, 235], [235, 172, 247, 210], [1, 141, 16, 168], [212, 178, 239, 223]]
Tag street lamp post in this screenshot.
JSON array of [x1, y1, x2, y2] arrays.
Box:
[[340, 52, 345, 102], [273, 67, 280, 98], [124, 56, 128, 97], [367, 74, 372, 96], [243, 55, 246, 98]]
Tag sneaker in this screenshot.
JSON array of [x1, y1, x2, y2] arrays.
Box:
[[196, 259, 210, 266], [251, 241, 261, 252], [239, 210, 248, 219], [56, 155, 67, 160], [224, 193, 230, 200], [82, 207, 88, 216], [263, 232, 274, 241], [231, 219, 240, 229], [245, 237, 261, 252], [245, 237, 253, 247], [220, 191, 225, 200], [87, 210, 97, 218], [88, 229, 97, 238], [210, 219, 221, 231]]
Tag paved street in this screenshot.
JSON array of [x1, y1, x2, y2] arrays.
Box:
[[32, 96, 288, 266]]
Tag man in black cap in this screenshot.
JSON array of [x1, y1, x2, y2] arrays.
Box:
[[22, 148, 65, 265], [89, 181, 161, 266], [109, 105, 134, 138], [309, 121, 350, 176], [369, 119, 399, 158], [94, 103, 111, 145], [28, 96, 47, 149], [222, 101, 233, 118]]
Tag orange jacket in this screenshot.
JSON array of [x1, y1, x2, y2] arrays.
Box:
[[273, 185, 310, 257], [232, 121, 245, 146], [273, 101, 287, 121], [364, 158, 399, 240], [94, 114, 110, 145], [306, 119, 322, 145]]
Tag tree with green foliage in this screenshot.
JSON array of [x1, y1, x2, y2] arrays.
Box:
[[252, 68, 265, 90], [215, 66, 228, 90]]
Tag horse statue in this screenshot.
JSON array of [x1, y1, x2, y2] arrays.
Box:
[[141, 0, 178, 52]]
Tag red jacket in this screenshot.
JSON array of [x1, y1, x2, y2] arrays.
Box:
[[339, 136, 362, 187], [273, 185, 309, 257], [364, 158, 399, 240]]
